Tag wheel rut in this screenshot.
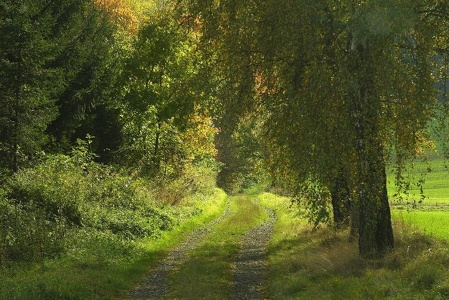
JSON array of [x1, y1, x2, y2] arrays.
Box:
[[233, 202, 276, 300], [127, 197, 276, 300], [127, 200, 231, 300]]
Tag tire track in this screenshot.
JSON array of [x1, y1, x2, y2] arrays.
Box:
[[127, 199, 231, 300], [233, 202, 276, 300]]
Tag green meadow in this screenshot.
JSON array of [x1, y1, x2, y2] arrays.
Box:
[[388, 155, 449, 241], [260, 193, 449, 299]]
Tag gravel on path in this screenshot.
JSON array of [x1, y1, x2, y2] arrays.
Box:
[[127, 200, 231, 300], [233, 202, 276, 300]]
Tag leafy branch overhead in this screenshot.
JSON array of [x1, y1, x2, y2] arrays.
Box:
[[181, 0, 449, 258]]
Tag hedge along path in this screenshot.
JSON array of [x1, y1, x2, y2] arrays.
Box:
[[233, 203, 276, 299], [127, 199, 231, 300]]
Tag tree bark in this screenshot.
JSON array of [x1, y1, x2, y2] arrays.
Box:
[[152, 117, 161, 174], [349, 42, 394, 258], [330, 168, 351, 228], [357, 141, 394, 258]]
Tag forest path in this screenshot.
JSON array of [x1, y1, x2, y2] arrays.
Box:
[[127, 195, 276, 300], [233, 203, 276, 299], [127, 200, 232, 299]]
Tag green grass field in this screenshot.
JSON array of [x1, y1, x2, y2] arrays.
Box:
[[388, 155, 449, 241], [393, 210, 449, 240]]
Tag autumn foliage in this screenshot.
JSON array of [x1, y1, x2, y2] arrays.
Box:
[[94, 0, 140, 33]]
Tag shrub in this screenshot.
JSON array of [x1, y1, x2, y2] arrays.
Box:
[[1, 138, 219, 265], [0, 141, 173, 263], [0, 194, 67, 263]]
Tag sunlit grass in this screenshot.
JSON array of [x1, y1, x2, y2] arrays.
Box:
[[167, 195, 268, 299], [260, 193, 449, 299], [388, 155, 449, 242], [388, 156, 449, 205], [393, 210, 449, 242], [0, 188, 228, 300]]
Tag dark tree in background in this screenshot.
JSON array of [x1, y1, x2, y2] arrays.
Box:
[[0, 0, 121, 172], [0, 1, 60, 172]]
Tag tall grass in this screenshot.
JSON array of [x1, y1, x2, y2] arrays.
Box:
[[260, 193, 449, 299]]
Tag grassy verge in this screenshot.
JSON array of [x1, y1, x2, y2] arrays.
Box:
[[0, 188, 227, 300], [166, 195, 268, 299], [260, 192, 449, 299]]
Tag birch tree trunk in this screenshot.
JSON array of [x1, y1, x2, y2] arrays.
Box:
[[349, 41, 394, 258]]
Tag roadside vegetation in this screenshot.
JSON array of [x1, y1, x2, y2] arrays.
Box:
[[260, 193, 449, 299], [0, 141, 227, 299], [2, 0, 449, 299], [256, 153, 449, 299], [0, 1, 224, 299]]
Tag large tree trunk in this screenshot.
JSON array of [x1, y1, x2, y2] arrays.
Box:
[[349, 42, 394, 258], [357, 141, 394, 258]]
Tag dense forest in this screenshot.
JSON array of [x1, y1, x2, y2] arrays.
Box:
[[2, 0, 449, 292]]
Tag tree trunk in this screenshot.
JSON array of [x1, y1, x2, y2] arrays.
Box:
[[330, 168, 351, 228], [349, 41, 394, 258], [152, 118, 161, 174], [357, 141, 394, 258]]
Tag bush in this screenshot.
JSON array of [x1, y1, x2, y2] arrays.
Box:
[[0, 194, 67, 264], [1, 138, 220, 266], [0, 142, 175, 263], [84, 206, 173, 239]]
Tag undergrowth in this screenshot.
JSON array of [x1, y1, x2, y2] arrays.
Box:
[[0, 141, 225, 299]]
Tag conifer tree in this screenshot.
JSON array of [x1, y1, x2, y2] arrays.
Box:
[[0, 1, 60, 172]]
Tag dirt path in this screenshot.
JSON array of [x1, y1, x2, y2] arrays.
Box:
[[127, 200, 231, 300], [127, 197, 276, 300], [233, 203, 276, 299]]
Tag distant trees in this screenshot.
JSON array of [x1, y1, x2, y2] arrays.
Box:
[[44, 1, 119, 158], [0, 1, 60, 172], [0, 0, 218, 178], [118, 6, 215, 177]]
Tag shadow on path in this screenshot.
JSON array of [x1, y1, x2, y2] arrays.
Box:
[[233, 204, 276, 299]]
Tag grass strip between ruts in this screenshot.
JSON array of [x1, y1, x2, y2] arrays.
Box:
[[166, 194, 268, 299]]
